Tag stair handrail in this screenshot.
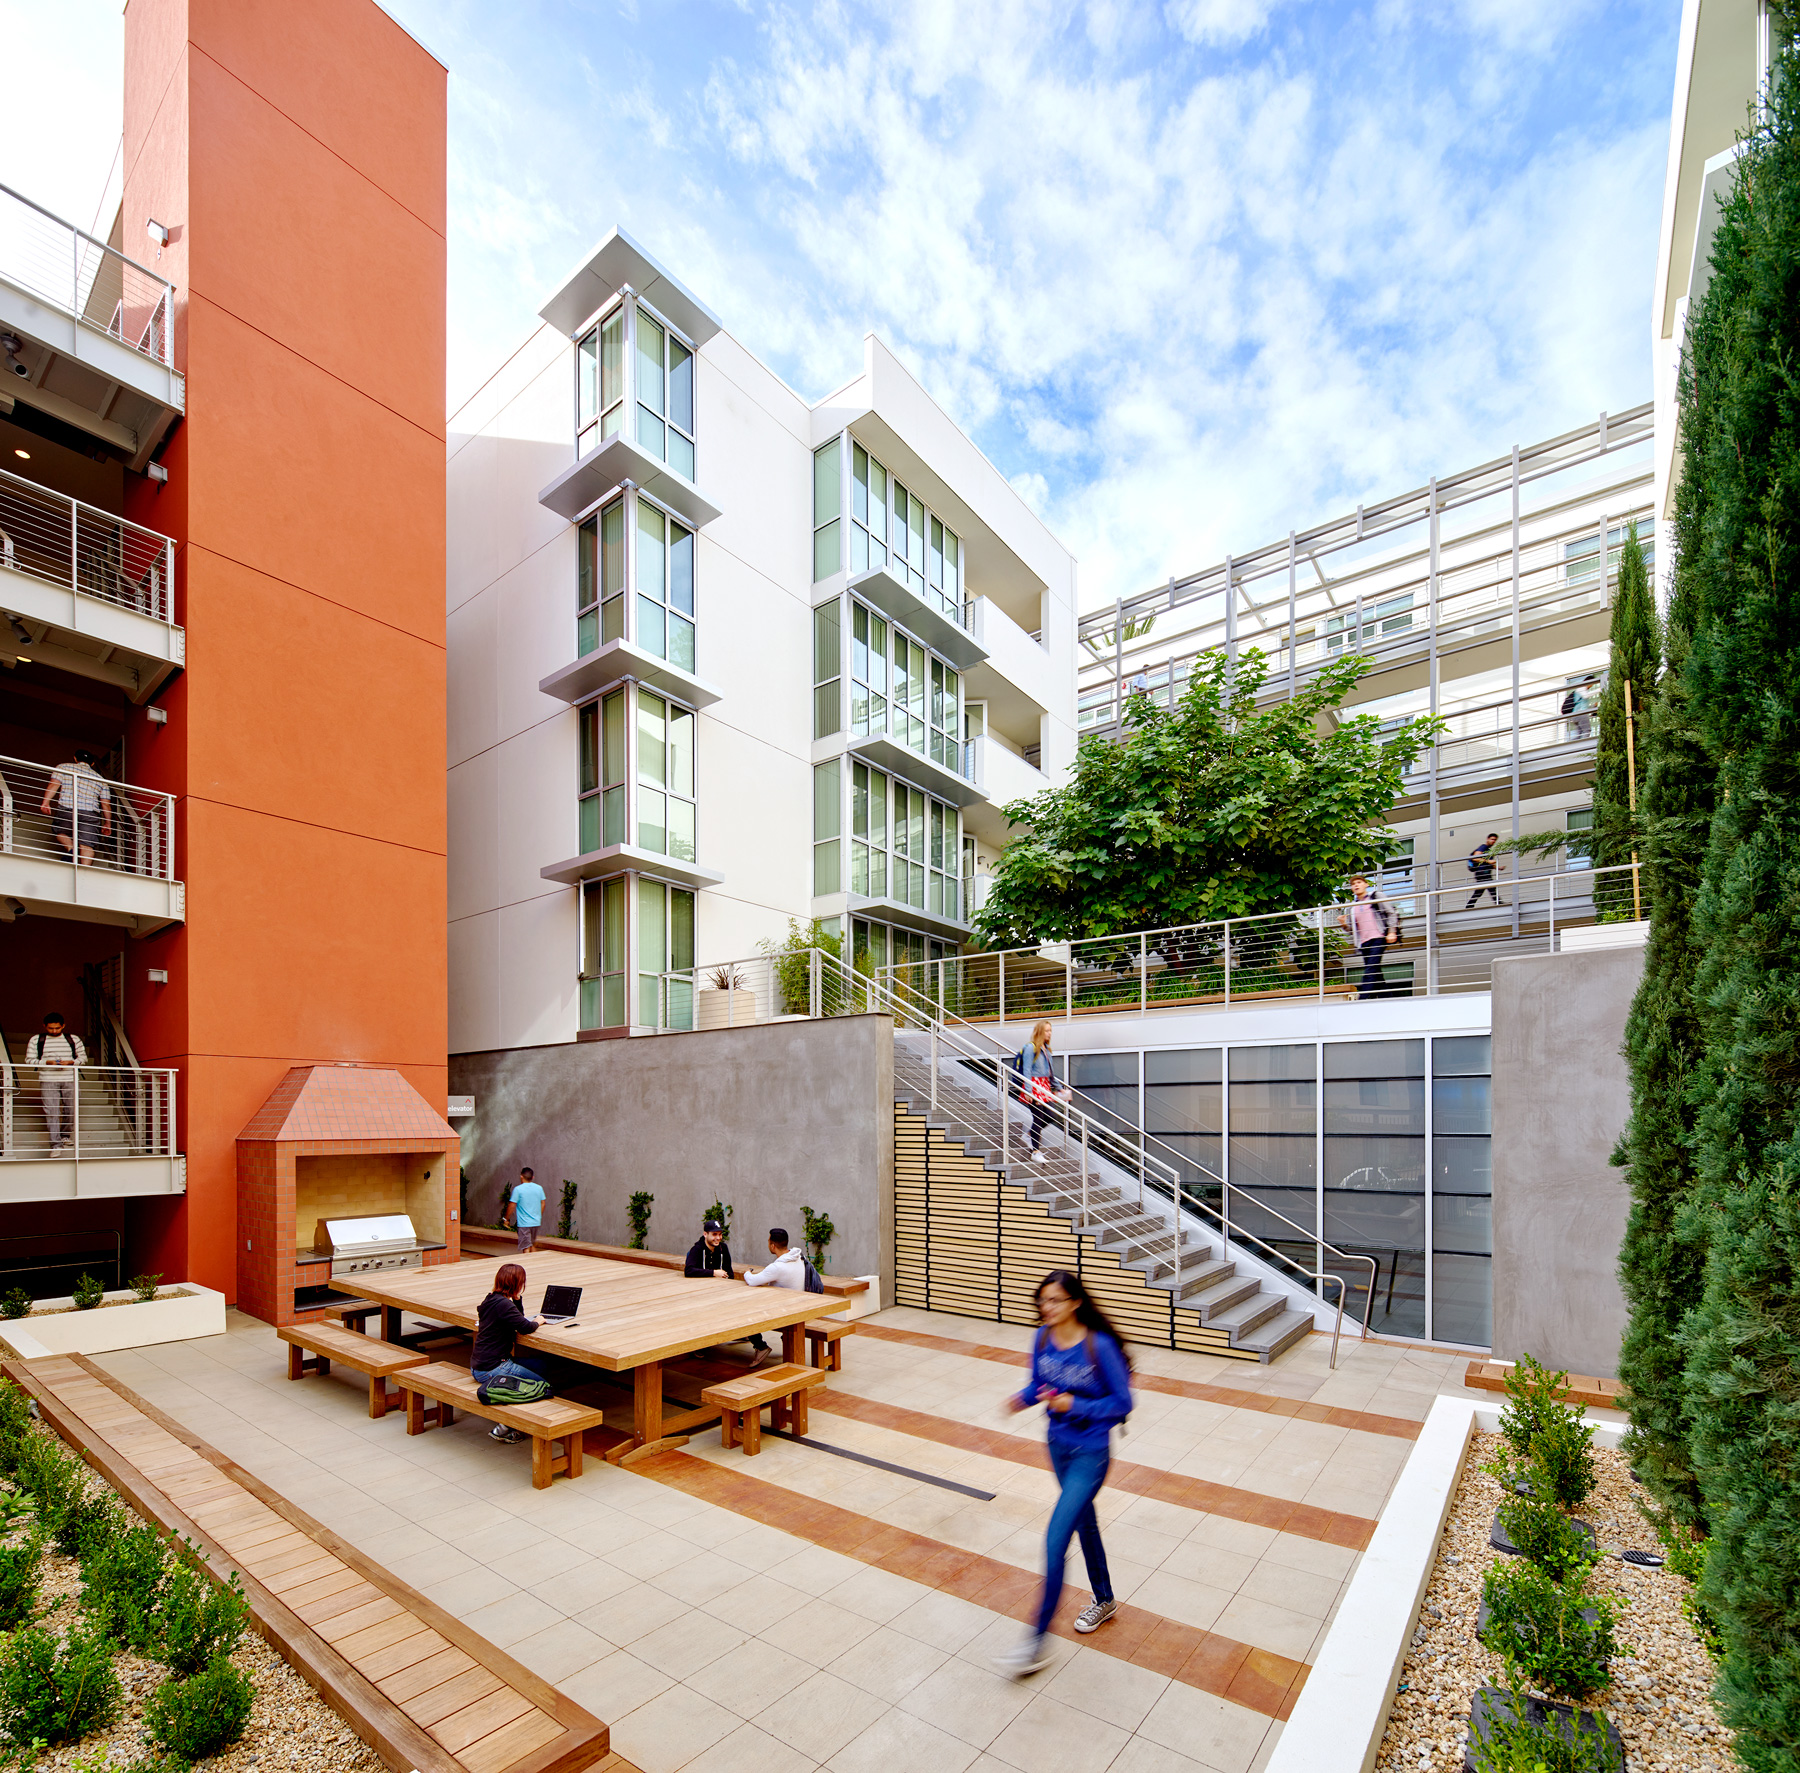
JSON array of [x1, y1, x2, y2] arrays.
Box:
[[815, 948, 1372, 1367], [0, 1030, 12, 1159], [80, 965, 145, 1150]]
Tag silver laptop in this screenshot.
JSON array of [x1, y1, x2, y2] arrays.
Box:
[[539, 1283, 581, 1325]]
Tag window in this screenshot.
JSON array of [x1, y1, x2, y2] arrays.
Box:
[[638, 876, 696, 1029], [1227, 1044, 1317, 1250], [576, 500, 627, 656], [581, 876, 693, 1032], [635, 502, 695, 671], [1566, 807, 1594, 868], [814, 440, 842, 581], [814, 600, 842, 739], [576, 309, 626, 457], [636, 691, 696, 862], [851, 761, 889, 898], [581, 876, 627, 1029], [843, 760, 961, 920], [814, 759, 841, 895], [865, 619, 957, 767], [842, 437, 962, 622], [578, 689, 627, 853], [1145, 1048, 1222, 1192], [1564, 519, 1655, 584], [851, 603, 889, 737], [1432, 1035, 1492, 1346]]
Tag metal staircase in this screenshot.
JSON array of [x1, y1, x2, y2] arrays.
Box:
[[807, 951, 1375, 1366]]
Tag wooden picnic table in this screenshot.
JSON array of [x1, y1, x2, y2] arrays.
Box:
[[340, 1252, 846, 1464]]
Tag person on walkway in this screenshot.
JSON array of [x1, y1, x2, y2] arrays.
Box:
[[1464, 834, 1501, 909], [686, 1218, 771, 1368], [1013, 1020, 1070, 1163], [40, 750, 111, 865], [996, 1270, 1134, 1678], [1338, 876, 1397, 999], [25, 1012, 86, 1152], [471, 1263, 553, 1445], [506, 1167, 544, 1253], [1563, 674, 1600, 742]]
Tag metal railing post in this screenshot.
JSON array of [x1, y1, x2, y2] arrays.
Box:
[[1547, 873, 1556, 953], [998, 951, 1006, 1027], [1318, 918, 1325, 998], [1140, 933, 1148, 1015], [71, 1067, 79, 1161], [809, 949, 820, 1019], [1081, 1116, 1089, 1226], [930, 1021, 938, 1112], [1000, 1058, 1010, 1167], [1223, 919, 1232, 1004]]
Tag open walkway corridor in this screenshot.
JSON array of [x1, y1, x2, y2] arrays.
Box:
[[88, 1308, 1498, 1773]]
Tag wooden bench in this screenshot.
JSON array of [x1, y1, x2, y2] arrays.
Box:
[[1464, 1360, 1626, 1412], [395, 1363, 609, 1489], [804, 1318, 854, 1372], [701, 1362, 828, 1455], [5, 1352, 617, 1773], [332, 1301, 383, 1334], [277, 1323, 427, 1421]]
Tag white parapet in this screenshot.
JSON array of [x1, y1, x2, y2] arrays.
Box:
[[0, 1283, 225, 1359]]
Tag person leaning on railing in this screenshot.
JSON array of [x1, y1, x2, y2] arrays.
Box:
[[24, 1012, 85, 1152]]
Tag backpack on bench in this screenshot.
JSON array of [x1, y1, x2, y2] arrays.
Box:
[[477, 1375, 551, 1406]]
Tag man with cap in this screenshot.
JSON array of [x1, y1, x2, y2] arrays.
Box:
[[684, 1217, 771, 1368]]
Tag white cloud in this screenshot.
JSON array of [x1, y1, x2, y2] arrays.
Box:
[[1166, 0, 1280, 48]]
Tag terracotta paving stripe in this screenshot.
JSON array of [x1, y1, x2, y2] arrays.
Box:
[[810, 1388, 1376, 1551], [854, 1322, 1421, 1440], [629, 1448, 1306, 1720]]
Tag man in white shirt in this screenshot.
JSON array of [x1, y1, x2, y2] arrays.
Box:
[[743, 1228, 806, 1290], [25, 1012, 86, 1152]]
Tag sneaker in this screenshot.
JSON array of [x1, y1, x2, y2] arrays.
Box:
[[993, 1634, 1054, 1679], [1074, 1599, 1117, 1633], [489, 1424, 526, 1444], [1031, 1149, 1049, 1164]]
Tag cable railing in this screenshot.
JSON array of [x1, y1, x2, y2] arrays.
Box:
[[874, 863, 1642, 1018], [0, 467, 176, 626], [0, 182, 175, 369], [683, 944, 1368, 1362], [0, 1058, 177, 1161], [0, 754, 175, 881]]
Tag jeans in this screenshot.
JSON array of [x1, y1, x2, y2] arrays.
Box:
[[1033, 1439, 1114, 1638], [39, 1076, 75, 1148], [1358, 937, 1388, 997], [1466, 867, 1498, 909], [472, 1353, 554, 1391], [1026, 1098, 1061, 1150]]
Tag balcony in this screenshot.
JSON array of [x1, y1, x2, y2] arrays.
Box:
[[967, 594, 1060, 733], [0, 468, 184, 702], [0, 183, 184, 469], [831, 730, 985, 809], [539, 636, 723, 711], [0, 754, 183, 934], [540, 842, 724, 892], [537, 431, 721, 530], [845, 566, 987, 670], [0, 1049, 183, 1202]]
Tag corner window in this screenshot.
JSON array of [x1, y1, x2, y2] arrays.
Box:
[[581, 875, 694, 1032], [813, 439, 842, 581], [846, 762, 960, 918], [576, 309, 626, 457], [574, 492, 690, 668], [851, 603, 888, 737], [577, 684, 693, 862], [814, 758, 842, 894], [844, 438, 960, 622], [636, 502, 696, 671], [574, 297, 692, 478], [577, 500, 627, 657]]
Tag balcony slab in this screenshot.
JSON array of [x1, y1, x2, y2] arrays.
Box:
[[0, 853, 184, 934], [537, 432, 720, 528], [538, 638, 723, 710], [1, 559, 184, 703], [844, 566, 987, 670], [540, 842, 724, 891], [0, 1155, 186, 1203]]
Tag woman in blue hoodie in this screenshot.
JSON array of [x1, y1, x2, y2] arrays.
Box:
[[995, 1269, 1134, 1677]]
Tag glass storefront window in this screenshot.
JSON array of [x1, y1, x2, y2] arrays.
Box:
[[1432, 1035, 1491, 1346], [1145, 1048, 1222, 1193], [1227, 1044, 1317, 1251]]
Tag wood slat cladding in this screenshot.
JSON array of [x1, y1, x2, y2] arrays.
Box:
[[893, 1107, 1256, 1358]]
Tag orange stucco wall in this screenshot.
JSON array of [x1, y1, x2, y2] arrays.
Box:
[[118, 0, 448, 1301]]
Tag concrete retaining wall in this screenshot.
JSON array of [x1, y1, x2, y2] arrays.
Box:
[[450, 1016, 895, 1298], [1490, 946, 1643, 1379]]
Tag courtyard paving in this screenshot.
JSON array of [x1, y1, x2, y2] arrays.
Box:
[[91, 1305, 1510, 1773]]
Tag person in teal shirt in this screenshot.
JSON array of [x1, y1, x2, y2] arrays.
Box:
[[506, 1167, 546, 1253]]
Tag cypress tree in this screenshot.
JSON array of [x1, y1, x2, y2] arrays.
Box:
[[1666, 51, 1800, 1770], [1613, 587, 1713, 1524], [1592, 525, 1658, 921]]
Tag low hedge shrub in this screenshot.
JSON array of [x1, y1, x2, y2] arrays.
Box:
[[144, 1656, 254, 1761]]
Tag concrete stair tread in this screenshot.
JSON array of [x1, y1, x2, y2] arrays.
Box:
[[1232, 1308, 1315, 1358]]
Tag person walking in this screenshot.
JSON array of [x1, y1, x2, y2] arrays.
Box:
[[686, 1217, 771, 1368], [25, 1012, 86, 1152], [1012, 1020, 1069, 1163], [1464, 834, 1501, 909], [1338, 875, 1397, 999], [506, 1167, 545, 1253], [40, 750, 111, 866], [995, 1270, 1134, 1677], [471, 1263, 555, 1444]]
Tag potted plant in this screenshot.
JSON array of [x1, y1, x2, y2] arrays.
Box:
[[697, 964, 759, 1030], [800, 1206, 836, 1273]]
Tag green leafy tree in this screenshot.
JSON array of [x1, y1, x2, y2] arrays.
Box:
[[1652, 49, 1800, 1769], [1614, 579, 1715, 1526], [974, 649, 1443, 946], [1592, 524, 1659, 920]]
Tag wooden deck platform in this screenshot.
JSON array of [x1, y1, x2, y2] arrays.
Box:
[[3, 1353, 630, 1773], [1463, 1359, 1626, 1412]]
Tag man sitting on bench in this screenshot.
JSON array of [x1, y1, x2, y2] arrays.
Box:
[[472, 1263, 556, 1446]]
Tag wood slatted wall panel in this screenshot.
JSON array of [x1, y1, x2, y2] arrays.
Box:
[[892, 1106, 1260, 1358]]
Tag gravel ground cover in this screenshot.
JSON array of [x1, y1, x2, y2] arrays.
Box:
[[7, 1431, 383, 1773], [1376, 1431, 1733, 1773]]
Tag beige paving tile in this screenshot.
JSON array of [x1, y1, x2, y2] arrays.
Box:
[[826, 1704, 981, 1773], [826, 1622, 951, 1702], [1237, 1558, 1342, 1620], [703, 1571, 815, 1635], [579, 1581, 697, 1648], [607, 1681, 740, 1773], [1258, 1532, 1359, 1581], [630, 1609, 748, 1681], [760, 1594, 881, 1666], [764, 1667, 892, 1762], [1210, 1591, 1321, 1661], [897, 1654, 1035, 1750], [1137, 1684, 1273, 1773], [530, 1556, 640, 1616], [988, 1692, 1132, 1773], [1039, 1644, 1171, 1731], [689, 1635, 817, 1717], [1183, 1513, 1280, 1557], [458, 1588, 564, 1650], [821, 1563, 928, 1624], [1160, 1538, 1258, 1591], [555, 1647, 674, 1721], [504, 1618, 613, 1683], [887, 1587, 998, 1654], [646, 1552, 757, 1608], [1130, 1570, 1234, 1634], [685, 1719, 821, 1772]]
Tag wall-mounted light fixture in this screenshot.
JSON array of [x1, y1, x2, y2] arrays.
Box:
[[146, 706, 168, 726], [11, 449, 27, 461], [146, 219, 169, 248], [146, 462, 168, 485], [147, 968, 169, 985]]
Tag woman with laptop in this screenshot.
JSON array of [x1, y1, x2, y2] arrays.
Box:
[[471, 1263, 559, 1444]]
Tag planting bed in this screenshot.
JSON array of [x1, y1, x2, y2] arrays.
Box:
[[1375, 1431, 1731, 1773], [5, 1418, 382, 1773]]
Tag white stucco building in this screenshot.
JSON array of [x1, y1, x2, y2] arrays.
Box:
[[446, 230, 1078, 1051]]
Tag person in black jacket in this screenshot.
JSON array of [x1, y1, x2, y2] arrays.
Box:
[[684, 1219, 771, 1368], [471, 1263, 553, 1445]]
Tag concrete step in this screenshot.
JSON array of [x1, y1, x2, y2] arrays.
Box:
[[1233, 1307, 1315, 1362], [1208, 1292, 1286, 1340], [1186, 1273, 1262, 1320]]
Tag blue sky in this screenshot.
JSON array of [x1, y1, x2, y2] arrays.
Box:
[[5, 0, 1680, 610]]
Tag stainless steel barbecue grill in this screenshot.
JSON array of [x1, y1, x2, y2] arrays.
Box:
[[312, 1214, 428, 1279]]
